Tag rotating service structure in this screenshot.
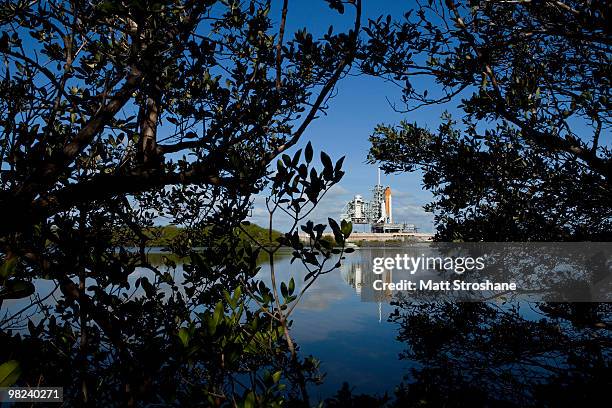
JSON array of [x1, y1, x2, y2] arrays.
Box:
[[340, 169, 418, 233]]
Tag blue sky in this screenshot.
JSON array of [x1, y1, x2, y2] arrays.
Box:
[[248, 1, 452, 232], [248, 0, 612, 233], [12, 1, 605, 232], [5, 0, 443, 231]]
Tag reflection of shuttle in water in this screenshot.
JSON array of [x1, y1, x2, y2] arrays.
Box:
[[355, 265, 362, 294], [345, 261, 394, 302]]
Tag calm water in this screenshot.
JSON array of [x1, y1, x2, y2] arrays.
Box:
[[3, 245, 608, 405], [255, 246, 440, 400], [1, 246, 429, 399]]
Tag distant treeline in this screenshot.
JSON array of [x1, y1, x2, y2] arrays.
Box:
[[113, 223, 349, 249], [115, 223, 284, 248]]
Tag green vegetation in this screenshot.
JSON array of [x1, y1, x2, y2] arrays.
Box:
[[1, 0, 609, 406], [144, 225, 183, 247], [1, 0, 359, 404], [237, 223, 283, 247], [114, 223, 283, 248], [353, 239, 404, 247]]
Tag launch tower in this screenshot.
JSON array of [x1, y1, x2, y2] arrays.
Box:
[[340, 169, 418, 233]]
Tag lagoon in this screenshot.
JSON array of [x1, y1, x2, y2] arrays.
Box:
[[255, 246, 442, 400], [3, 243, 608, 405]]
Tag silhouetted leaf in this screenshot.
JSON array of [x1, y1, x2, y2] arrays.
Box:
[[0, 360, 21, 387]]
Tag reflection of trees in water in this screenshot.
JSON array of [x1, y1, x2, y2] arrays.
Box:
[[387, 300, 611, 407], [0, 237, 305, 407], [432, 243, 612, 302], [334, 246, 612, 406]]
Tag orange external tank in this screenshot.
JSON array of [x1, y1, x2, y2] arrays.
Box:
[[384, 187, 392, 223]]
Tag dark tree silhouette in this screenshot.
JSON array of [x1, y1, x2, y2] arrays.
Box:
[[387, 300, 611, 407], [358, 3, 612, 407], [362, 0, 611, 240], [0, 1, 361, 406]]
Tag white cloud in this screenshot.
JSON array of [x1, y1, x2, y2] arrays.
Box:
[[325, 184, 351, 197]]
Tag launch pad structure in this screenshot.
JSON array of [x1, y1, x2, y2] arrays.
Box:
[[340, 169, 418, 234]]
